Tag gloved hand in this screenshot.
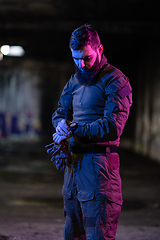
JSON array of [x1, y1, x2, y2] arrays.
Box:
[[45, 140, 72, 171], [52, 132, 68, 144], [56, 119, 72, 138], [53, 119, 72, 144]]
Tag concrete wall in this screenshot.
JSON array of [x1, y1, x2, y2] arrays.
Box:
[[0, 60, 41, 143], [1, 35, 160, 164], [134, 38, 160, 162], [0, 58, 74, 144]]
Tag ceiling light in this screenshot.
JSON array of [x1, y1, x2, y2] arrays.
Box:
[[0, 45, 10, 55], [0, 45, 25, 57]]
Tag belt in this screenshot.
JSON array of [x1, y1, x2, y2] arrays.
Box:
[[71, 145, 117, 154]]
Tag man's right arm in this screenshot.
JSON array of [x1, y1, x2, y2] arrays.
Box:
[[52, 80, 73, 129]]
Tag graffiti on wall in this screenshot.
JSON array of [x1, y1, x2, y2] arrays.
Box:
[[0, 67, 41, 142], [0, 111, 41, 142]]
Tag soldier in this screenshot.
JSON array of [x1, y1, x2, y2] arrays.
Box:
[[47, 24, 132, 240]]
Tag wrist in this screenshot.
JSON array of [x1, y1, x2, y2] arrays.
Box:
[[69, 122, 78, 132]]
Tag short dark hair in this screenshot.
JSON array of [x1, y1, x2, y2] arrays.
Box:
[[69, 24, 101, 51]]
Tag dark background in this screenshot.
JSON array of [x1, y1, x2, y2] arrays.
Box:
[[0, 0, 160, 160], [0, 2, 160, 240]]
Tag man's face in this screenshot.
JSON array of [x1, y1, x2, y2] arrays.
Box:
[[71, 44, 103, 85], [71, 44, 102, 71]]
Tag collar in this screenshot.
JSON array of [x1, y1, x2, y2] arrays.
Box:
[[99, 54, 108, 69]]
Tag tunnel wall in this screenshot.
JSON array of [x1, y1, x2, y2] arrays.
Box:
[[1, 35, 160, 163], [0, 60, 41, 143], [134, 38, 160, 163], [0, 58, 74, 144]]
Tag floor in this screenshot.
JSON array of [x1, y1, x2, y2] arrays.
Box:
[[0, 143, 160, 240]]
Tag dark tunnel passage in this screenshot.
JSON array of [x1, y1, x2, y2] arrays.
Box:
[[0, 32, 160, 240], [0, 1, 160, 239]]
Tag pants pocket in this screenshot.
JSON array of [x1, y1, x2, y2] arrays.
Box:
[[92, 155, 109, 181]]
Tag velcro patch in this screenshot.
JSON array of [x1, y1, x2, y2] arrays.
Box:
[[117, 85, 131, 99]]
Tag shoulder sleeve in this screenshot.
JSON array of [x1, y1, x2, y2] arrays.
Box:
[[52, 78, 73, 129], [104, 76, 132, 137]]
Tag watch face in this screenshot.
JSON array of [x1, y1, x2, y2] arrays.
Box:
[[70, 123, 77, 128]]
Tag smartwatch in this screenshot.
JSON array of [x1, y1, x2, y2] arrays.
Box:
[[69, 122, 78, 131]]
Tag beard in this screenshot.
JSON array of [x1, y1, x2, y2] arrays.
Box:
[[75, 54, 101, 86]]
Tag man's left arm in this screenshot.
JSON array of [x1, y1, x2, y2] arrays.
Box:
[[70, 80, 132, 142]]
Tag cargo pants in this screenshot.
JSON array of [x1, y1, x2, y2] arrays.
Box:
[[62, 147, 123, 240]]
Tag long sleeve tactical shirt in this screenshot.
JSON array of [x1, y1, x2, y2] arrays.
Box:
[[52, 55, 132, 148]]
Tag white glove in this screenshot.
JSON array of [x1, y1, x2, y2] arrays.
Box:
[[52, 132, 68, 144], [56, 119, 72, 137], [53, 119, 72, 144]]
